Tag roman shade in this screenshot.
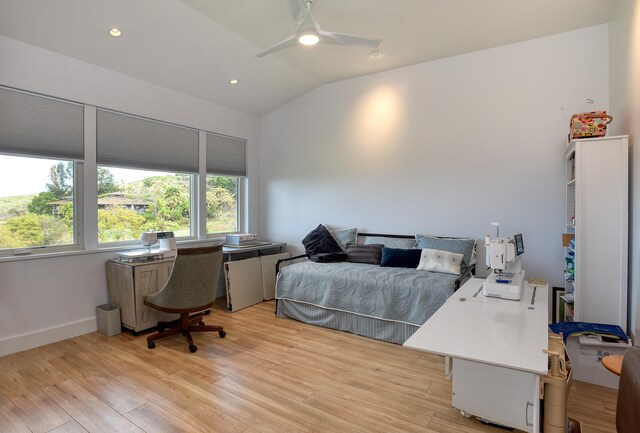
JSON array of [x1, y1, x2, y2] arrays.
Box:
[[206, 132, 246, 177], [97, 109, 199, 173], [0, 87, 84, 161]]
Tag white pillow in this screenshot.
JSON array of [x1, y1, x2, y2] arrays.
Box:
[[417, 248, 464, 275]]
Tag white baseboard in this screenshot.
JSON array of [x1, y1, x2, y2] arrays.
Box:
[[0, 317, 97, 357]]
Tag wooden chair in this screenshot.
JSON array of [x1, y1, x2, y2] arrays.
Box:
[[616, 346, 640, 433], [144, 245, 225, 353]]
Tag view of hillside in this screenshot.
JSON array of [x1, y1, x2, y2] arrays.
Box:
[[0, 163, 237, 249]]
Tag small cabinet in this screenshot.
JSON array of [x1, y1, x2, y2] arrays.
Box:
[[452, 358, 537, 431], [106, 257, 177, 333]]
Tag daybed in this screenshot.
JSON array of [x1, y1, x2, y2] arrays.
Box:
[[275, 231, 475, 344]]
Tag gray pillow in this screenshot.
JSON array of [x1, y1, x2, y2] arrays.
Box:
[[415, 234, 476, 269], [345, 243, 383, 265], [330, 227, 358, 251]]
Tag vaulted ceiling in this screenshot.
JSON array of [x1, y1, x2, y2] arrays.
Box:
[[0, 0, 617, 116]]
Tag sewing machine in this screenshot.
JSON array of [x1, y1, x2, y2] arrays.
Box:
[[483, 233, 525, 300], [156, 231, 177, 257], [138, 231, 176, 256], [116, 231, 177, 262]]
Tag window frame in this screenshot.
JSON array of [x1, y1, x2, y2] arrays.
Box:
[[0, 155, 83, 257], [95, 166, 199, 248], [204, 174, 246, 237]]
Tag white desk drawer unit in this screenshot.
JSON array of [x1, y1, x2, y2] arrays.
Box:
[[404, 277, 549, 432]]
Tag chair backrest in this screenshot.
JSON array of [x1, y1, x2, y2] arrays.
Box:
[[151, 245, 223, 312], [617, 346, 640, 433]]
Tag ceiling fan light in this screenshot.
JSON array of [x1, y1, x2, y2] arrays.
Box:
[[298, 32, 320, 46]]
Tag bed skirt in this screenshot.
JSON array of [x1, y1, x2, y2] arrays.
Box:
[[276, 299, 419, 344]]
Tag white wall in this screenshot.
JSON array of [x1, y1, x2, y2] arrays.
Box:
[[609, 0, 640, 340], [259, 25, 610, 289], [0, 35, 260, 356]]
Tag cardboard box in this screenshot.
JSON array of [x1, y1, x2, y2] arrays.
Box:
[[562, 233, 575, 247], [566, 335, 631, 389]]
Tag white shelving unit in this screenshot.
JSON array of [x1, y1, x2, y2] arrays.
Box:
[[564, 135, 628, 331]]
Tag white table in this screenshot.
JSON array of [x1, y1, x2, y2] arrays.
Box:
[[404, 277, 549, 432]]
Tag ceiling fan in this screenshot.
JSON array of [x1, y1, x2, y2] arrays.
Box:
[[255, 0, 382, 57]]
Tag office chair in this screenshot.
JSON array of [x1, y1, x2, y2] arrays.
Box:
[[144, 245, 226, 353], [616, 346, 640, 433]]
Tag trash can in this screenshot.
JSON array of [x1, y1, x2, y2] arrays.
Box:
[[96, 304, 121, 336]]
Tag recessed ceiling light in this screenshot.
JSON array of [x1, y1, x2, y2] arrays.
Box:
[[108, 28, 122, 37], [298, 32, 320, 46], [229, 79, 239, 85]]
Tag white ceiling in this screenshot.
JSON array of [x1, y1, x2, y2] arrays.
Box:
[[0, 0, 617, 116]]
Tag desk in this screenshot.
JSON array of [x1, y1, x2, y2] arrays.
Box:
[[404, 277, 548, 432], [106, 257, 178, 334], [222, 241, 286, 256], [107, 242, 288, 332]]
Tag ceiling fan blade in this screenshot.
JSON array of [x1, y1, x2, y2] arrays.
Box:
[[255, 34, 298, 57], [288, 0, 307, 27], [320, 31, 381, 49]]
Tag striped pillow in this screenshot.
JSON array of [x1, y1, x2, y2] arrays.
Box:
[[346, 243, 383, 265], [360, 236, 417, 249]]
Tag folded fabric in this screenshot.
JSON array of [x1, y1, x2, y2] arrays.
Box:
[[548, 322, 629, 343], [309, 252, 348, 263]]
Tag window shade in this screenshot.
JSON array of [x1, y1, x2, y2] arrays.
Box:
[[206, 132, 246, 177], [97, 109, 199, 173], [0, 87, 84, 160]]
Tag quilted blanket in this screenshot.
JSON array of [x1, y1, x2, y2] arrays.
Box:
[[276, 261, 458, 326]]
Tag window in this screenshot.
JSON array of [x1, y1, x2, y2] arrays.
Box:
[[96, 109, 199, 244], [0, 87, 84, 255], [0, 156, 79, 252], [205, 132, 246, 235], [96, 166, 193, 242], [0, 86, 249, 255], [206, 175, 239, 233]]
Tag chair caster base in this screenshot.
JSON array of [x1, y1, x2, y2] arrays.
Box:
[[148, 341, 156, 349], [219, 330, 226, 338], [189, 344, 198, 353]]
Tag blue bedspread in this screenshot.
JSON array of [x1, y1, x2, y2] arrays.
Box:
[[275, 261, 458, 326]]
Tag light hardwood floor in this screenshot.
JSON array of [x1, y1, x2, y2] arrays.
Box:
[[0, 300, 618, 433]]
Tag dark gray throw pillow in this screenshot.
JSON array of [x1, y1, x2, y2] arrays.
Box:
[[346, 243, 383, 265], [302, 224, 343, 257]]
